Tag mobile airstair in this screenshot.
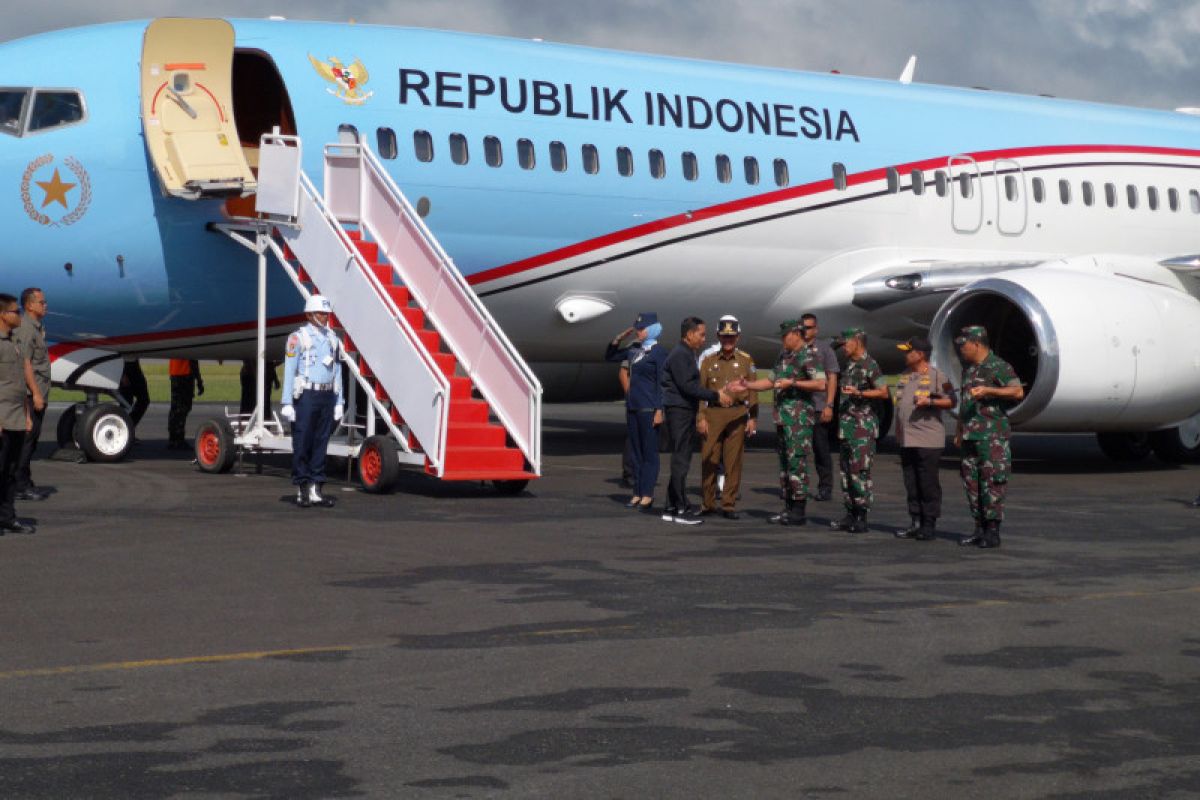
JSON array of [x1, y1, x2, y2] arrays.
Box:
[[204, 134, 541, 494]]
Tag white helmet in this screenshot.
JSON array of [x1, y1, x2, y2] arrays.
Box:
[[304, 294, 332, 314]]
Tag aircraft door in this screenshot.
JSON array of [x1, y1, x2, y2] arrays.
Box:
[[994, 158, 1027, 236], [949, 155, 983, 234], [140, 18, 256, 199]]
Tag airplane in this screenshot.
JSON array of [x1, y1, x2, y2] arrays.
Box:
[[2, 16, 1200, 469]]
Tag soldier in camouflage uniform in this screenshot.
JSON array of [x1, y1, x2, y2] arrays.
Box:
[[954, 325, 1024, 549], [737, 319, 826, 525], [831, 328, 888, 533]]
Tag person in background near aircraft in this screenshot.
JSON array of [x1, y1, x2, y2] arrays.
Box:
[[281, 295, 344, 509], [735, 319, 827, 526], [831, 328, 888, 533], [120, 359, 151, 440], [606, 313, 667, 511], [14, 288, 49, 501], [239, 359, 280, 419], [697, 316, 757, 519], [0, 293, 35, 535], [800, 313, 840, 502], [891, 336, 955, 541], [661, 317, 733, 526], [166, 358, 204, 450], [954, 325, 1024, 549], [616, 355, 636, 489]]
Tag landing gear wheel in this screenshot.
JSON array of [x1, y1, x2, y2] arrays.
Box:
[[359, 434, 400, 494], [1095, 432, 1153, 462], [195, 417, 237, 474], [75, 403, 133, 463], [1149, 416, 1200, 464], [492, 479, 529, 496], [56, 404, 80, 448]]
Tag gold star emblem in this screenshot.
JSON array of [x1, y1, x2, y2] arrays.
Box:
[[36, 168, 76, 209]]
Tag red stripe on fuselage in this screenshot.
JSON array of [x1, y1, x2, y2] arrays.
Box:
[[466, 143, 1200, 287], [48, 314, 306, 361]]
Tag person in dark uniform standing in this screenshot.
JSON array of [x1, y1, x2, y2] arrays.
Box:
[[831, 328, 888, 533], [239, 359, 280, 418], [120, 358, 151, 437], [697, 316, 757, 519], [0, 294, 35, 535], [606, 313, 667, 511], [661, 316, 732, 525], [954, 325, 1024, 548], [800, 313, 840, 501], [891, 336, 955, 541], [281, 295, 344, 508], [167, 358, 204, 449], [13, 288, 50, 501]]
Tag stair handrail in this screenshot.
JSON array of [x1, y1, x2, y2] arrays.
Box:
[[323, 142, 542, 474]]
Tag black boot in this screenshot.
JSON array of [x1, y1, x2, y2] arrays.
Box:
[[309, 483, 337, 508], [788, 500, 808, 526], [849, 508, 869, 534], [977, 520, 1001, 549], [296, 482, 312, 508], [915, 517, 937, 541], [831, 510, 856, 531], [959, 521, 984, 546], [894, 514, 921, 539], [1192, 493, 1200, 508], [769, 497, 794, 525]]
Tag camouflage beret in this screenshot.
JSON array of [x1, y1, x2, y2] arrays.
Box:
[[954, 325, 989, 345], [840, 327, 866, 340], [778, 319, 803, 335]]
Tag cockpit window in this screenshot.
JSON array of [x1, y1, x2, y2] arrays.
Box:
[[28, 91, 84, 132], [0, 89, 28, 136]]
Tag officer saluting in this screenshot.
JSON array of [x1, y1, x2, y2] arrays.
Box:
[[281, 295, 344, 508]]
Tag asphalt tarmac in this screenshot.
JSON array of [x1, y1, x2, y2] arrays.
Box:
[[1, 402, 1198, 799]]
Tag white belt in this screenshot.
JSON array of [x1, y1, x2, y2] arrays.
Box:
[[305, 383, 335, 392]]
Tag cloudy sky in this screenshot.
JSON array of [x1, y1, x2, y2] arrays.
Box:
[[5, 0, 1200, 110]]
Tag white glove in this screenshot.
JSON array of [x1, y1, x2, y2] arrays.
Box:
[[280, 405, 295, 422], [334, 404, 344, 422]]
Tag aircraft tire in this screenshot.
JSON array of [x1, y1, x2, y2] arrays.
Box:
[[1149, 423, 1200, 464], [76, 403, 133, 463], [56, 404, 80, 449], [195, 417, 237, 474], [1095, 432, 1153, 462], [359, 435, 399, 494], [492, 479, 530, 496]]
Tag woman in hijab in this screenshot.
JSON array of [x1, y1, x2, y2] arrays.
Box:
[[606, 312, 667, 510]]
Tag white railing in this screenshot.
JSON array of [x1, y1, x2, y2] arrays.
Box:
[[259, 136, 451, 473], [323, 143, 542, 474]]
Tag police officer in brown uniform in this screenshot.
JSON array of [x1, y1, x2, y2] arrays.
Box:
[[697, 316, 757, 519], [0, 293, 35, 535]]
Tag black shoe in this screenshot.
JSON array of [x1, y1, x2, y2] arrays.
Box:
[[914, 518, 937, 541], [769, 499, 794, 525], [813, 489, 832, 502], [1192, 494, 1200, 508], [660, 506, 679, 522], [894, 515, 921, 539], [624, 497, 642, 508], [0, 521, 36, 534], [309, 483, 336, 508], [831, 513, 855, 531], [959, 523, 984, 547], [849, 510, 869, 534], [976, 520, 1002, 549], [15, 489, 46, 502], [296, 484, 312, 508], [721, 510, 740, 520], [672, 509, 705, 526]]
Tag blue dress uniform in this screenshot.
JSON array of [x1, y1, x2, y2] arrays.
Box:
[[282, 300, 343, 507]]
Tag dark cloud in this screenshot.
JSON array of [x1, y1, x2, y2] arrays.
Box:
[[3, 0, 1198, 109]]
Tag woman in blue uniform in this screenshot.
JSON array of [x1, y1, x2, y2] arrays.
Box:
[[606, 313, 667, 511]]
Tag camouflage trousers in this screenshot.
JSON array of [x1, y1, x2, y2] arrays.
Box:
[[961, 435, 1011, 522], [839, 436, 876, 512], [776, 416, 814, 502], [167, 375, 195, 443]]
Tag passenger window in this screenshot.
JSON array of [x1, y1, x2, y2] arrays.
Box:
[[518, 138, 536, 170], [1169, 188, 1180, 211], [1148, 186, 1159, 211], [549, 141, 567, 172], [935, 170, 949, 198], [1105, 183, 1117, 208], [484, 135, 502, 167], [0, 89, 27, 136], [582, 143, 599, 174], [744, 156, 759, 185], [1005, 175, 1019, 202], [682, 151, 699, 181], [617, 146, 634, 177], [833, 162, 848, 191], [376, 127, 397, 160], [911, 169, 925, 196], [1190, 189, 1200, 214], [774, 158, 789, 187], [450, 133, 469, 165], [886, 167, 900, 193], [1058, 179, 1070, 204], [716, 154, 732, 184], [28, 90, 84, 132], [649, 148, 666, 179], [1031, 177, 1044, 203], [413, 130, 434, 163], [1126, 184, 1138, 209], [959, 173, 973, 199], [1081, 181, 1094, 206]]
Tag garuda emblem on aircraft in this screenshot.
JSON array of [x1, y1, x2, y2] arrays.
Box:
[[20, 154, 91, 227], [308, 54, 374, 105]]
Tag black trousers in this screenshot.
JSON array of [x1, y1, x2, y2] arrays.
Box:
[[900, 446, 943, 520], [664, 405, 697, 511], [811, 415, 838, 494], [168, 375, 195, 443], [14, 402, 44, 491], [0, 429, 26, 526], [121, 361, 150, 427]]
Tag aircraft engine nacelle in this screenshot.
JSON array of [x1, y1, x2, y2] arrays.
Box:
[[929, 257, 1200, 432]]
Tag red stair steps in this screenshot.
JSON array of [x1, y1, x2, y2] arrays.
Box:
[[446, 423, 507, 448], [449, 400, 489, 424]]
